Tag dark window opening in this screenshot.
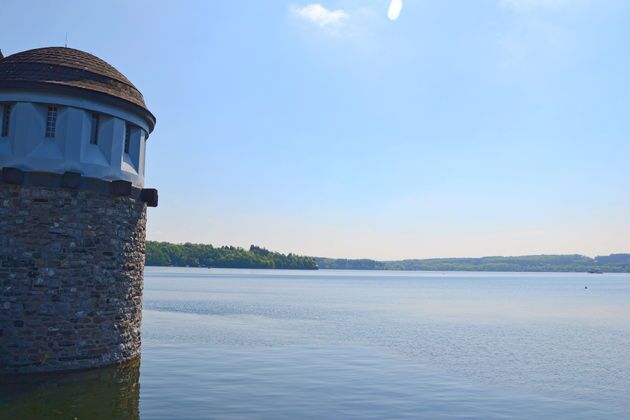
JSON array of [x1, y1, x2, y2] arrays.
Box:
[[124, 123, 132, 154], [45, 106, 58, 138], [1, 104, 12, 137], [90, 113, 100, 145]]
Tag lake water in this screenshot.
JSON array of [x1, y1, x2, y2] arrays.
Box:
[[2, 268, 630, 419]]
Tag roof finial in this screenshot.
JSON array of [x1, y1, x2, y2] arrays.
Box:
[[65, 33, 68, 48]]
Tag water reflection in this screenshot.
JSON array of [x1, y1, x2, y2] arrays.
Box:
[[0, 358, 140, 419]]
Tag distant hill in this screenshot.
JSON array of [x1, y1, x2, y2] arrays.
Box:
[[146, 242, 317, 270], [314, 254, 630, 273], [146, 242, 630, 273]]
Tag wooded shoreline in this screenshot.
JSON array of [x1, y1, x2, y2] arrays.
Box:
[[146, 242, 630, 273]]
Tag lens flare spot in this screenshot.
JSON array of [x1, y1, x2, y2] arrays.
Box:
[[388, 0, 403, 21]]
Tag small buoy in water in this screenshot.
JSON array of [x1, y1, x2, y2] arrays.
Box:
[[585, 286, 588, 289]]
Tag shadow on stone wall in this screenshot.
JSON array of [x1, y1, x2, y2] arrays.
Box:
[[0, 358, 140, 419]]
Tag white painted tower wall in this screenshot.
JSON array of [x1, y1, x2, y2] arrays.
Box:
[[0, 91, 149, 187]]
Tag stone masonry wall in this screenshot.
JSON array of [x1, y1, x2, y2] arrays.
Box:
[[0, 183, 147, 373]]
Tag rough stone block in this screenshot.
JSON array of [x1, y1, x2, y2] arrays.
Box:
[[29, 172, 60, 188], [2, 167, 25, 185], [61, 172, 82, 189], [111, 180, 132, 197], [140, 188, 158, 207]]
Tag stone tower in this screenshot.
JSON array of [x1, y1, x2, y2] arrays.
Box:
[[0, 47, 158, 373]]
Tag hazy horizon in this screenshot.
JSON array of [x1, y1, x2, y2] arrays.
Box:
[[4, 0, 630, 260]]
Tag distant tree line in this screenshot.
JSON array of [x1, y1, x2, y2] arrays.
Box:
[[146, 242, 630, 273], [314, 254, 630, 273], [146, 242, 318, 270]]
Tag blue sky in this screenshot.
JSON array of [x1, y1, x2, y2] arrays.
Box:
[[3, 0, 630, 259]]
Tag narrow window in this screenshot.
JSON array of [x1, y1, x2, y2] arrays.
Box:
[[124, 123, 131, 154], [90, 113, 99, 145], [1, 104, 12, 137], [45, 106, 58, 138]]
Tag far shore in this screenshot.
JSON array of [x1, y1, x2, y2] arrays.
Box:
[[145, 243, 630, 273], [144, 265, 623, 274]]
